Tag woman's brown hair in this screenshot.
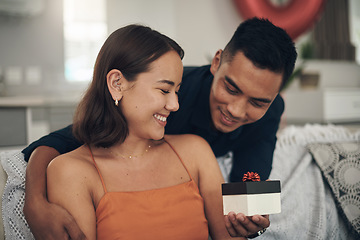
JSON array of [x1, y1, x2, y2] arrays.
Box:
[[72, 24, 184, 148]]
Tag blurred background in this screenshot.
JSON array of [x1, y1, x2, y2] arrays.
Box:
[[0, 0, 359, 150]]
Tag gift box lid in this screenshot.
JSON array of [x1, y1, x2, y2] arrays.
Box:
[[222, 180, 281, 195]]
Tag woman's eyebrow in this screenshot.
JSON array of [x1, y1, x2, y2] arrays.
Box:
[[157, 80, 182, 88], [157, 80, 174, 86]]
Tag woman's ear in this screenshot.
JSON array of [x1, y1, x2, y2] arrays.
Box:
[[210, 49, 222, 75], [107, 69, 124, 104]]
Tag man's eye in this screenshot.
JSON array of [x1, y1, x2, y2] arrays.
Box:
[[161, 89, 170, 94], [225, 84, 237, 95], [250, 101, 264, 108]]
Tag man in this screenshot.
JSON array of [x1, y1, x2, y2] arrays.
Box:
[[23, 17, 297, 239]]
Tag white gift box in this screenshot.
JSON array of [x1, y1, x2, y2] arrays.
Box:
[[222, 180, 281, 216]]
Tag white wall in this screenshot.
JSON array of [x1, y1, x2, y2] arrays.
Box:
[[0, 0, 65, 96], [106, 0, 241, 66], [0, 0, 359, 98], [0, 0, 242, 97]]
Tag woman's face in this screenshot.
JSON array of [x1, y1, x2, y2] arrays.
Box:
[[120, 51, 183, 141]]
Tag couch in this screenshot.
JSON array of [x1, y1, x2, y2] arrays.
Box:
[[0, 124, 359, 239], [262, 124, 360, 239], [0, 162, 6, 239]]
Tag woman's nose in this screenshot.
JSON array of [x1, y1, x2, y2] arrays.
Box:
[[165, 92, 179, 112]]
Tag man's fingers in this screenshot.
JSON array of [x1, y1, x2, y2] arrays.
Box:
[[24, 200, 73, 240], [64, 215, 87, 240], [251, 214, 270, 229], [233, 213, 257, 236], [225, 212, 271, 238], [224, 215, 238, 237], [228, 212, 249, 237]]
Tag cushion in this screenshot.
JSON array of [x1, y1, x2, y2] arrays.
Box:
[[262, 124, 359, 240], [308, 141, 360, 237], [0, 150, 35, 240]]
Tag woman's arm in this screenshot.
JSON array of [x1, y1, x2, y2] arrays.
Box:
[[186, 135, 267, 239], [168, 134, 241, 239], [190, 136, 241, 240], [47, 153, 97, 240]]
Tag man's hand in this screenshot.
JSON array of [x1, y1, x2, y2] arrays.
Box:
[[224, 212, 270, 238], [23, 197, 87, 240]]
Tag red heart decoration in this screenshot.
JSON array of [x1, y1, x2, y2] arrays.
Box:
[[233, 0, 326, 40]]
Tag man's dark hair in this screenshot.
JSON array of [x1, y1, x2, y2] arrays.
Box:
[[222, 17, 297, 90]]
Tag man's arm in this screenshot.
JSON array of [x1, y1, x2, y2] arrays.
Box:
[[22, 124, 82, 161], [23, 125, 85, 239], [24, 146, 84, 239]]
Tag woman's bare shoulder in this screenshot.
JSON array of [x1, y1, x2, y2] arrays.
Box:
[[164, 134, 214, 159], [47, 145, 95, 179], [164, 134, 209, 147]]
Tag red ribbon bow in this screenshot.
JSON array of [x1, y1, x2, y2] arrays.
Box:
[[242, 172, 261, 182]]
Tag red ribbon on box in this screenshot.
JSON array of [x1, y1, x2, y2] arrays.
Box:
[[242, 172, 261, 182]]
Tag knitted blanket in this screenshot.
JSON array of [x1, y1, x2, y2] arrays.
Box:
[[1, 150, 34, 240], [262, 124, 360, 240]]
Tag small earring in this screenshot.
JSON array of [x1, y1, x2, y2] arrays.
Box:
[[116, 79, 122, 89], [115, 99, 119, 106]]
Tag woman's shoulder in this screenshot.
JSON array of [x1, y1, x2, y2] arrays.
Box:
[[164, 134, 214, 159], [165, 134, 209, 148], [47, 145, 95, 178]]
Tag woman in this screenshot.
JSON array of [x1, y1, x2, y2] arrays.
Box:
[[47, 24, 243, 240]]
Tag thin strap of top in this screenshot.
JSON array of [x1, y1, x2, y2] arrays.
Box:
[[164, 138, 193, 181], [87, 145, 108, 193]]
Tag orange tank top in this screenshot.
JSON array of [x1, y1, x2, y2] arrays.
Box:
[[88, 141, 209, 240]]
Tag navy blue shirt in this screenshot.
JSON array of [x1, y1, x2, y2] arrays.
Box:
[[22, 65, 284, 181]]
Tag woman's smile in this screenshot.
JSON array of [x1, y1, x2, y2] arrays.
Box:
[[154, 113, 168, 127]]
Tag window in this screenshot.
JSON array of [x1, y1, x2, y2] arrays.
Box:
[[63, 0, 107, 82], [350, 0, 360, 64]]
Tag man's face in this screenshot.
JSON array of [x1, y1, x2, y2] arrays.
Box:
[[209, 50, 283, 133]]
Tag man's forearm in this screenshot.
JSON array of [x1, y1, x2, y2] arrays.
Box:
[[24, 146, 60, 202], [23, 146, 87, 239]]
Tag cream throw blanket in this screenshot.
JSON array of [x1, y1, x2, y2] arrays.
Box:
[[262, 124, 360, 240]]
